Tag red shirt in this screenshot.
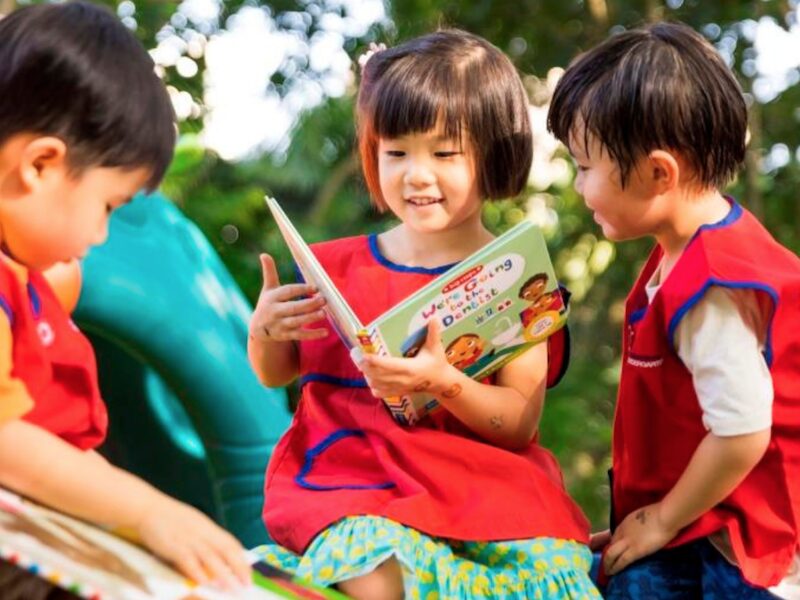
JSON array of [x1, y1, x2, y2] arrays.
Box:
[[0, 259, 107, 450]]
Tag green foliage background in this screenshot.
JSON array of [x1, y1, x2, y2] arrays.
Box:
[[21, 0, 800, 528]]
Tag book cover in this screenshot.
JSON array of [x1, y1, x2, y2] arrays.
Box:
[[0, 487, 347, 600], [265, 197, 568, 425]]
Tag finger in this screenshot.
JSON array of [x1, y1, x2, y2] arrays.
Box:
[[259, 254, 281, 291], [292, 327, 330, 341], [198, 545, 242, 590], [422, 320, 443, 353], [590, 529, 612, 552], [606, 547, 635, 576], [173, 548, 210, 586], [271, 295, 327, 319], [266, 283, 321, 303], [603, 539, 628, 575]]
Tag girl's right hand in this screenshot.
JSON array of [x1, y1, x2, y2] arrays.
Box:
[[249, 253, 328, 342]]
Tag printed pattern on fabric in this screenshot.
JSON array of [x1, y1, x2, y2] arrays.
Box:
[[253, 516, 600, 599]]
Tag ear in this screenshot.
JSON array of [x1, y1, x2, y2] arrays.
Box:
[[17, 136, 69, 193], [646, 150, 680, 194]]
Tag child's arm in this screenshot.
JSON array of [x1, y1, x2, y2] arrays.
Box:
[[354, 321, 547, 450], [604, 286, 773, 575], [0, 419, 251, 588], [247, 254, 328, 387], [603, 429, 769, 575]]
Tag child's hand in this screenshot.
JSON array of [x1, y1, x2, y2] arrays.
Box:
[[249, 253, 327, 342], [354, 320, 455, 398], [590, 529, 611, 552], [136, 496, 251, 589], [603, 502, 677, 576]]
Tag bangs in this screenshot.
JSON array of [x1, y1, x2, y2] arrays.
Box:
[[369, 60, 467, 143]]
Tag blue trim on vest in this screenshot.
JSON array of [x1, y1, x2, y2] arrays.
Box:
[[368, 234, 456, 275], [668, 279, 778, 367], [0, 295, 13, 327], [629, 308, 647, 325], [295, 429, 396, 491], [27, 282, 41, 319], [299, 373, 368, 388], [689, 198, 742, 242]]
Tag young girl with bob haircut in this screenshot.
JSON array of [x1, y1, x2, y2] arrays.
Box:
[[249, 29, 599, 600]]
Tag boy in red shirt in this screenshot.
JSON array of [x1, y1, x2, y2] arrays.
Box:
[[0, 2, 250, 593], [548, 21, 800, 598]]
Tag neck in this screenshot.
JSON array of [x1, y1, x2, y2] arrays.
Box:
[[654, 188, 730, 264], [380, 211, 494, 269]]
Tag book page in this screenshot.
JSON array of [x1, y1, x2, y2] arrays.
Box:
[[265, 197, 364, 349]]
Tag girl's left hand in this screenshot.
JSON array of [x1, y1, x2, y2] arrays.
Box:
[[353, 320, 454, 398], [602, 502, 678, 576]]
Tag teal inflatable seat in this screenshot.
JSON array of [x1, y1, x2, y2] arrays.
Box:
[[74, 192, 291, 547]]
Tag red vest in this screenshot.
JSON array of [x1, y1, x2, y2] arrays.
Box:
[[0, 260, 107, 450], [263, 235, 589, 552], [613, 201, 800, 587]]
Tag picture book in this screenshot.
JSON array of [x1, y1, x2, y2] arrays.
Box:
[[265, 196, 568, 425], [0, 486, 348, 600]]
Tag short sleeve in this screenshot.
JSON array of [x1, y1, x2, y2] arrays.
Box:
[[674, 286, 773, 437], [0, 315, 34, 423]]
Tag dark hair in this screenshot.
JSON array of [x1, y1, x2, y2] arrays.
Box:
[[357, 29, 532, 209], [547, 21, 746, 189], [0, 2, 175, 190], [519, 272, 548, 297]]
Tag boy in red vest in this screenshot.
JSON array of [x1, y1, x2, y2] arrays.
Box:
[[0, 2, 250, 594], [548, 21, 800, 599]]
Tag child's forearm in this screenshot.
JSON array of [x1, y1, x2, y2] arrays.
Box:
[[658, 430, 770, 532], [247, 336, 299, 387], [431, 369, 545, 450], [0, 419, 168, 529]]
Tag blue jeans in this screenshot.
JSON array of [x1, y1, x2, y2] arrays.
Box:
[[603, 539, 779, 599]]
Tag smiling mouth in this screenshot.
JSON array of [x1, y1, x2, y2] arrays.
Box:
[[406, 197, 443, 206]]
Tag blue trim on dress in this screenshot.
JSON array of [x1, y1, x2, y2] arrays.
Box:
[[667, 279, 778, 367], [299, 373, 368, 388], [27, 282, 41, 319], [0, 295, 13, 327], [368, 234, 456, 275], [295, 429, 396, 491]]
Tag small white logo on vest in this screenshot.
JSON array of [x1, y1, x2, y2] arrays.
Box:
[[37, 321, 55, 347], [627, 356, 663, 368]]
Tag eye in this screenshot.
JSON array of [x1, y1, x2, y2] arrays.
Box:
[[385, 150, 405, 157], [434, 151, 460, 158]]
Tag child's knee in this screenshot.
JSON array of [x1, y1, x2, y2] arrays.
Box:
[[336, 557, 404, 600]]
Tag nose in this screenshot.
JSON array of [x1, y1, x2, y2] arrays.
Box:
[[403, 156, 436, 188]]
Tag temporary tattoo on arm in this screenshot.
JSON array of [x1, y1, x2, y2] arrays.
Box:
[[413, 380, 431, 392], [440, 383, 462, 399], [635, 509, 647, 525], [490, 415, 504, 429]]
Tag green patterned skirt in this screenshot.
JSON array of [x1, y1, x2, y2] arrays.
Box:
[[252, 516, 600, 599]]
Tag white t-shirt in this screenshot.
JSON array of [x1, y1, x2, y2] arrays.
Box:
[[646, 265, 800, 598]]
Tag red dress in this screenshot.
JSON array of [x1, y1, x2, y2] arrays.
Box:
[[0, 260, 107, 450], [262, 234, 589, 553], [612, 201, 800, 587]]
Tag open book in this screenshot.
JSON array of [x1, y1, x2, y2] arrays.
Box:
[[0, 486, 347, 600], [266, 197, 568, 425]]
